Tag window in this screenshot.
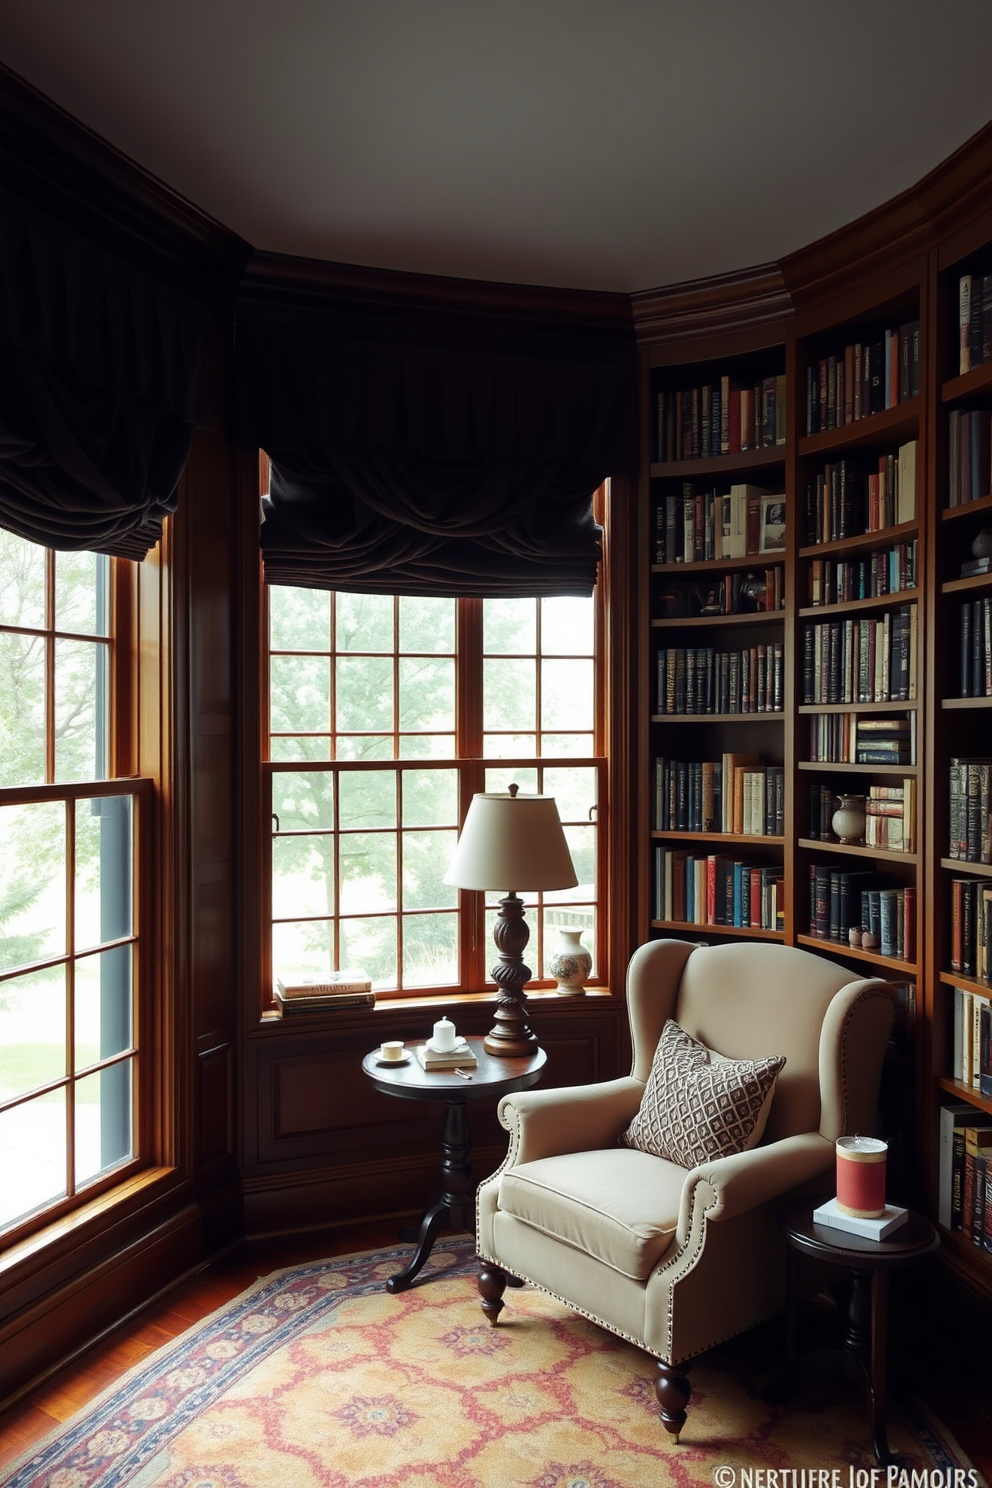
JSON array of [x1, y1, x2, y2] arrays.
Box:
[[264, 588, 605, 1000], [0, 533, 147, 1240]]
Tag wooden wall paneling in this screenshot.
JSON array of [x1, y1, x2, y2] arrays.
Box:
[[604, 467, 641, 988]]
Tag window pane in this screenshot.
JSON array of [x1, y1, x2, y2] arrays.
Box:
[[270, 586, 330, 651], [544, 824, 596, 903], [55, 551, 110, 637], [400, 597, 455, 653], [0, 631, 45, 786], [542, 767, 597, 825], [0, 800, 66, 972], [75, 947, 132, 1070], [483, 658, 536, 732], [398, 734, 455, 759], [339, 771, 396, 829], [335, 593, 393, 652], [402, 913, 458, 986], [273, 835, 335, 918], [55, 640, 108, 782], [337, 734, 394, 761], [0, 966, 66, 1100], [402, 830, 458, 909], [339, 833, 397, 914], [483, 734, 536, 758], [75, 1060, 133, 1188], [75, 796, 132, 952], [272, 772, 334, 832], [270, 734, 331, 762], [340, 916, 396, 988], [399, 657, 454, 732], [484, 767, 538, 795], [484, 598, 536, 654], [272, 919, 334, 983], [540, 734, 593, 757], [0, 530, 45, 628], [336, 656, 393, 731], [401, 770, 458, 827], [0, 1089, 66, 1231], [541, 596, 594, 655], [541, 659, 594, 732], [270, 656, 330, 735]]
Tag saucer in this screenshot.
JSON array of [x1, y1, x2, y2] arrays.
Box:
[[426, 1037, 471, 1054], [376, 1047, 411, 1066]]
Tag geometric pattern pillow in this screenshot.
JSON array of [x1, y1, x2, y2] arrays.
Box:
[[620, 1019, 786, 1169]]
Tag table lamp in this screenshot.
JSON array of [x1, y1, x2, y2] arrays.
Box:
[[444, 783, 578, 1056]]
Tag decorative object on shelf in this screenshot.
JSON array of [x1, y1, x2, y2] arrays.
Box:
[[740, 573, 767, 611], [547, 927, 592, 996], [849, 926, 864, 948], [971, 526, 992, 560], [444, 783, 577, 1056], [835, 1135, 888, 1219], [831, 794, 867, 845]]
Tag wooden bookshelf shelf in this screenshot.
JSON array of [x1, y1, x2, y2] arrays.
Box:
[[798, 837, 918, 865], [798, 520, 918, 561], [650, 920, 783, 941], [650, 712, 784, 723], [798, 700, 917, 714], [939, 970, 992, 996], [942, 492, 992, 522], [941, 696, 992, 710], [652, 554, 785, 575], [651, 830, 784, 845], [940, 857, 992, 878], [651, 611, 784, 630], [797, 761, 918, 775], [798, 588, 919, 619], [936, 1076, 992, 1118], [798, 399, 920, 458], [795, 934, 915, 977], [941, 573, 992, 595], [941, 362, 992, 403], [650, 447, 784, 480]]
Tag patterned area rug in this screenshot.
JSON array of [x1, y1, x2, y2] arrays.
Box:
[[3, 1238, 975, 1488]]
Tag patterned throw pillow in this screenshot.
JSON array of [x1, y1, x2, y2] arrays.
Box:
[[621, 1019, 785, 1168]]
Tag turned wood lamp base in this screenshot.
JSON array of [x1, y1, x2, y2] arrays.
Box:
[[484, 892, 540, 1057]]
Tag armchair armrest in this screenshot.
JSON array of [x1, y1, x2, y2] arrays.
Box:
[[676, 1131, 834, 1243], [497, 1078, 644, 1166]]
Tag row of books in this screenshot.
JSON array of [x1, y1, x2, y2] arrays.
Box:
[[653, 848, 783, 930], [938, 1104, 992, 1246], [657, 569, 784, 619], [803, 445, 917, 545], [653, 756, 784, 836], [958, 272, 992, 375], [807, 781, 916, 854], [804, 322, 919, 436], [807, 541, 917, 606], [957, 599, 992, 699], [653, 485, 785, 564], [951, 988, 992, 1094], [947, 408, 991, 506], [655, 376, 787, 462], [806, 713, 916, 766], [801, 606, 918, 705], [808, 867, 916, 959], [656, 645, 784, 716], [950, 876, 992, 979], [273, 969, 375, 1015], [948, 758, 992, 864]]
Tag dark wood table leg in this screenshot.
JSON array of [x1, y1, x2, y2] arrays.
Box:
[[785, 1241, 799, 1377], [386, 1097, 472, 1293], [869, 1267, 891, 1467]]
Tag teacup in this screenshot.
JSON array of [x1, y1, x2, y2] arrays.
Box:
[[380, 1040, 405, 1062]]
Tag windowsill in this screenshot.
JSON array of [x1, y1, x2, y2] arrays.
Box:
[[256, 985, 617, 1029]]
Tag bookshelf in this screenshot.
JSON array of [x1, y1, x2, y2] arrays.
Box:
[[633, 156, 992, 1301]]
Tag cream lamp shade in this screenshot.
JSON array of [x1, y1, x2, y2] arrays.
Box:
[[443, 791, 578, 893]]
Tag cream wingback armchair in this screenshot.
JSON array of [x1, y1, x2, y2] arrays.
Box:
[[476, 939, 895, 1442]]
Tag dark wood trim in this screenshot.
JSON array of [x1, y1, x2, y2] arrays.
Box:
[[631, 263, 792, 351]]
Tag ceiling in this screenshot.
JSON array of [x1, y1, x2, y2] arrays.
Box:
[[2, 0, 992, 295]]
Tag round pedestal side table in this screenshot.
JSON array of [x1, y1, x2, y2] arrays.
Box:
[[362, 1037, 547, 1294], [778, 1196, 939, 1466]]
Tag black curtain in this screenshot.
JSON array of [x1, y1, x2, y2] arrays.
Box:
[[0, 185, 211, 559], [237, 275, 636, 596]]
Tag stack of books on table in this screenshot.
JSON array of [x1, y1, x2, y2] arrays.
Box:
[[416, 1039, 478, 1071], [274, 970, 374, 1015]]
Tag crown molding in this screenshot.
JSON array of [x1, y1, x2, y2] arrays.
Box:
[[630, 264, 792, 350]]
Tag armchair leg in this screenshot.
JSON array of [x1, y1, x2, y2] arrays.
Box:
[[478, 1263, 508, 1326], [655, 1358, 692, 1442]]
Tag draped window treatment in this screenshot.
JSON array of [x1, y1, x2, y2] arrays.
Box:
[[0, 185, 212, 560], [236, 274, 636, 597]]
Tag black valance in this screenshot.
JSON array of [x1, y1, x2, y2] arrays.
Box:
[[0, 184, 212, 559], [237, 258, 636, 596]]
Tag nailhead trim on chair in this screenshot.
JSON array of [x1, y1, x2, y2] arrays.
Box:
[[834, 984, 894, 1137]]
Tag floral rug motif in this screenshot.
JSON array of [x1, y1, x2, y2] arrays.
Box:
[[1, 1238, 974, 1488]]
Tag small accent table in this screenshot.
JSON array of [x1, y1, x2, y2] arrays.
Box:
[[778, 1196, 939, 1466], [362, 1037, 546, 1293]]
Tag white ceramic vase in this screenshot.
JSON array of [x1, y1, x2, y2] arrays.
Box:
[[547, 927, 592, 996], [831, 793, 866, 846]]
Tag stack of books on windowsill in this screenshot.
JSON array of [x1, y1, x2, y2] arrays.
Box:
[[274, 970, 374, 1015]]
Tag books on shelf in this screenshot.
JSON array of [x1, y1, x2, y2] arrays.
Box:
[[803, 444, 917, 545], [805, 324, 918, 436], [958, 272, 992, 376], [654, 848, 783, 931], [949, 877, 992, 978], [808, 541, 917, 605], [948, 408, 992, 506], [951, 987, 992, 1094], [808, 864, 915, 958], [938, 1103, 979, 1230], [808, 780, 915, 852], [805, 712, 916, 766], [801, 606, 917, 705], [948, 758, 992, 862], [956, 598, 992, 699], [653, 484, 785, 564], [274, 989, 376, 1015], [656, 644, 784, 715], [656, 376, 786, 462], [415, 1040, 478, 1070], [653, 756, 784, 836], [657, 568, 783, 617]]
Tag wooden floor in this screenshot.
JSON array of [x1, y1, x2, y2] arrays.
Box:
[[1, 1221, 990, 1476]]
